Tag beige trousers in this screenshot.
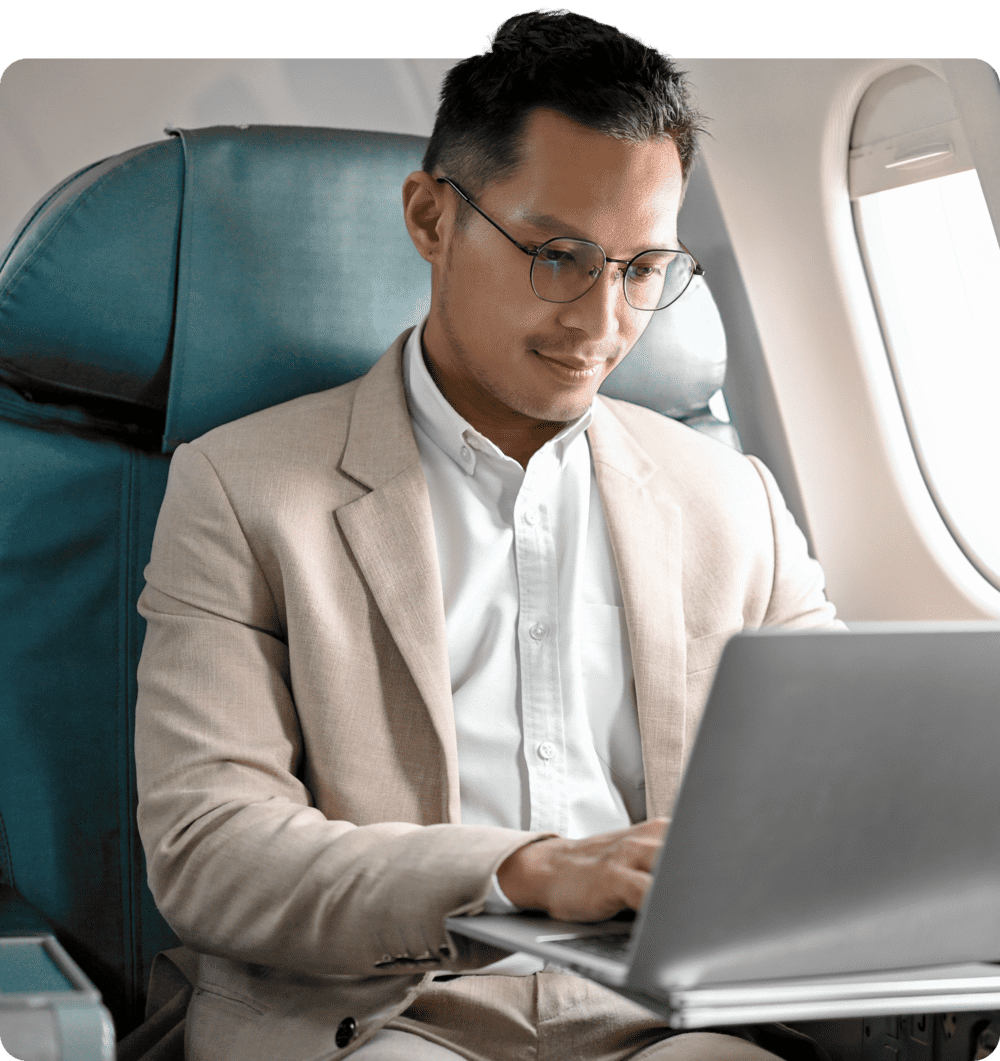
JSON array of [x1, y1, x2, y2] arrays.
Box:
[[366, 970, 787, 1061]]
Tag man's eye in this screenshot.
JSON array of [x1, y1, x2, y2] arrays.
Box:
[[627, 263, 663, 282], [628, 253, 674, 282], [537, 247, 578, 266]]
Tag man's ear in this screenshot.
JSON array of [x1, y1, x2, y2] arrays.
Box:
[[402, 171, 449, 264]]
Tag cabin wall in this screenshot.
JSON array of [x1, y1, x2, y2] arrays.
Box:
[[686, 58, 1000, 622], [0, 59, 453, 244]]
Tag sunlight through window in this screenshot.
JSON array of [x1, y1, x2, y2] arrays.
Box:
[[856, 169, 1000, 584]]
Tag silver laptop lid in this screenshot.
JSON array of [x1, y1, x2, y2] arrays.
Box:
[[627, 623, 1000, 997]]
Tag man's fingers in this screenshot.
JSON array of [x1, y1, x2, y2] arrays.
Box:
[[614, 865, 654, 911], [501, 817, 669, 921], [610, 829, 663, 907], [637, 816, 668, 832], [602, 821, 664, 910], [614, 835, 661, 873], [602, 819, 666, 870]]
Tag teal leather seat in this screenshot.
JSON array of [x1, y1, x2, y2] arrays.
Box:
[[0, 123, 733, 1042]]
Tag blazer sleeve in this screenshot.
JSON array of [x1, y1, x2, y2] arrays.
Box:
[[135, 442, 547, 978], [746, 454, 845, 631]]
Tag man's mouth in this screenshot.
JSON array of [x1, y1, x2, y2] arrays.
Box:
[[532, 350, 605, 380]]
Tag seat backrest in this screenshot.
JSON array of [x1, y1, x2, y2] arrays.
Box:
[[0, 124, 733, 1038]]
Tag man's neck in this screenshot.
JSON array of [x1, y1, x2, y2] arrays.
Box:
[[421, 349, 567, 469]]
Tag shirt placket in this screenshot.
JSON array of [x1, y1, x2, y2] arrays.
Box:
[[514, 450, 567, 835]]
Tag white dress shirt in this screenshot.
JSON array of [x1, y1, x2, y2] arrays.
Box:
[[403, 324, 646, 849]]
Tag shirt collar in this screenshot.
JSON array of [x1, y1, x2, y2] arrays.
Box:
[[403, 320, 594, 476]]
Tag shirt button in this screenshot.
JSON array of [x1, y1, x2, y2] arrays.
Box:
[[528, 622, 548, 641], [460, 445, 471, 462], [523, 509, 539, 525], [335, 1016, 357, 1047], [537, 741, 556, 760]]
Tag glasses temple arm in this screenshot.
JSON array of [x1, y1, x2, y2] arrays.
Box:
[[435, 177, 538, 258]]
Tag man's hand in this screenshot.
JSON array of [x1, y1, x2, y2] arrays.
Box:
[[495, 818, 667, 923]]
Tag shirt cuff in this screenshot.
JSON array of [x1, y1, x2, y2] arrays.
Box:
[[482, 872, 519, 914]]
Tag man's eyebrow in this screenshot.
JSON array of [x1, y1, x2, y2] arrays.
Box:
[[519, 212, 591, 241], [518, 211, 676, 256]]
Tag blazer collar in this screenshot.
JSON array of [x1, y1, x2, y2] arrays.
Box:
[[340, 330, 422, 490], [588, 399, 689, 820], [334, 334, 461, 822], [588, 396, 660, 486], [337, 349, 691, 824]]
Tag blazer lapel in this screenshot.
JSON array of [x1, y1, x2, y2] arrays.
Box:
[[589, 399, 688, 820], [335, 335, 461, 823]]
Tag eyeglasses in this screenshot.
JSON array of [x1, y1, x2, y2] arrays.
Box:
[[436, 176, 703, 312]]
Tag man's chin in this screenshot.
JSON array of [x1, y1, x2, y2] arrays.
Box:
[[487, 372, 606, 426], [516, 396, 597, 426]]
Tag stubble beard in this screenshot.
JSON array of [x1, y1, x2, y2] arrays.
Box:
[[434, 270, 616, 427]]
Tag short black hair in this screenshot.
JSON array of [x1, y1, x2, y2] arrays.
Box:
[[423, 10, 704, 197]]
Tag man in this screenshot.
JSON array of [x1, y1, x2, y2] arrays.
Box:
[[135, 12, 840, 1061]]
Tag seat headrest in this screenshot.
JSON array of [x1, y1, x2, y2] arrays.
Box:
[[598, 274, 727, 421], [0, 138, 185, 421], [0, 125, 432, 450], [0, 124, 732, 451]]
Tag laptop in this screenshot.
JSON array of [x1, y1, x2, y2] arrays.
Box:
[[446, 623, 1000, 1027]]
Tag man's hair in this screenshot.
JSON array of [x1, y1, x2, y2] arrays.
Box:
[[422, 10, 704, 198]]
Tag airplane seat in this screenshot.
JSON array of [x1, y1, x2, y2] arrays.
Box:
[[0, 123, 736, 1050], [599, 273, 736, 448]]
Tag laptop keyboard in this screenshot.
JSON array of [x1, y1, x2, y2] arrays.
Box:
[[550, 932, 632, 960]]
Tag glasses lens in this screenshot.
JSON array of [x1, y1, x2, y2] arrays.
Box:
[[530, 239, 605, 303], [625, 250, 696, 311]]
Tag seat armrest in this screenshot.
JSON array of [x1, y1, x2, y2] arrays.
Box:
[[0, 882, 116, 1059]]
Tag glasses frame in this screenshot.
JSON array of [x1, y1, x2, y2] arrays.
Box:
[[435, 176, 703, 311]]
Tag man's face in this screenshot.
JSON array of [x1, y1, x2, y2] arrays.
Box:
[[420, 107, 685, 434]]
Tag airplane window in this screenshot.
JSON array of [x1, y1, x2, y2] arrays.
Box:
[[850, 65, 1000, 588]]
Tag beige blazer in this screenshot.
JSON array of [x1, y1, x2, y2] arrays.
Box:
[[135, 332, 839, 1061]]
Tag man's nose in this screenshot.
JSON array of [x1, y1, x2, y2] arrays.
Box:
[[556, 266, 625, 340]]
